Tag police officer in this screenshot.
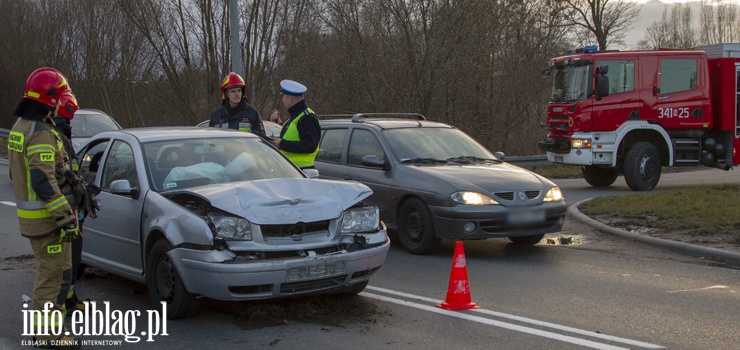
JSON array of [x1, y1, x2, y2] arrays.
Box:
[[269, 80, 321, 169], [52, 91, 91, 315], [9, 68, 81, 349], [208, 72, 266, 137]]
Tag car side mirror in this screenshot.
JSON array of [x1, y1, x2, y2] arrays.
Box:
[[110, 179, 139, 199], [303, 168, 320, 178], [494, 151, 505, 161], [361, 155, 389, 171]]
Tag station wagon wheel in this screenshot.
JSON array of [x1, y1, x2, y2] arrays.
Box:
[[508, 234, 545, 245], [398, 198, 440, 255], [146, 240, 201, 319]]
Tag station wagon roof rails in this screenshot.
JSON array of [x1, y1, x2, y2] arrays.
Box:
[[317, 113, 427, 122], [317, 114, 355, 120], [349, 113, 426, 123]]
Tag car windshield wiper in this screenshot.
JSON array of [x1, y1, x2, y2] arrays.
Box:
[[400, 157, 448, 164], [446, 156, 501, 164]]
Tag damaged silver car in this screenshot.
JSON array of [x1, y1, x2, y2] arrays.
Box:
[[76, 127, 390, 319]]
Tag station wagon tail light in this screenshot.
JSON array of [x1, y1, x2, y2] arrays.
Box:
[[208, 214, 252, 240], [543, 186, 563, 202], [340, 207, 380, 233], [451, 191, 500, 205]]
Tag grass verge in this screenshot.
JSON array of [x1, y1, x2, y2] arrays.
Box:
[[579, 184, 740, 240]]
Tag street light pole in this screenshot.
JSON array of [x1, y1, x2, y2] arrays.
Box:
[[229, 0, 244, 77]]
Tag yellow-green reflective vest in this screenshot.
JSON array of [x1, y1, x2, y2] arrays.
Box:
[[281, 108, 318, 168]]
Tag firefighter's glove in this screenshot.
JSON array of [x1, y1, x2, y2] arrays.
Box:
[[60, 223, 80, 242]]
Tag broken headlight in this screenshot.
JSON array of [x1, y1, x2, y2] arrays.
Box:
[[208, 214, 252, 240], [340, 207, 379, 233]]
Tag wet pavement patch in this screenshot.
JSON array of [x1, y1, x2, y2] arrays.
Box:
[[543, 236, 582, 245], [209, 294, 393, 330]]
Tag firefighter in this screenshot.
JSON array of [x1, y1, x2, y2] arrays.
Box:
[[52, 91, 92, 315], [9, 68, 81, 349], [208, 72, 266, 137], [269, 79, 321, 169]]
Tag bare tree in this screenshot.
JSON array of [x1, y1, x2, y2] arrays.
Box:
[[558, 0, 640, 49], [637, 4, 696, 50], [699, 0, 740, 44], [117, 0, 229, 125]]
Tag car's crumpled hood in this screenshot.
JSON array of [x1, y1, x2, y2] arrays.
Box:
[[181, 178, 372, 224], [411, 162, 552, 191]]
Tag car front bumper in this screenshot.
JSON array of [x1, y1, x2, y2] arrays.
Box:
[[428, 202, 567, 240], [166, 236, 390, 300]]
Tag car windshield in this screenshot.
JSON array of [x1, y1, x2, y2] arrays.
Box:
[[70, 112, 121, 137], [382, 127, 497, 163], [142, 137, 303, 192]]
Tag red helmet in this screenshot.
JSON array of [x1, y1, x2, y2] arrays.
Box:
[[24, 67, 70, 107], [220, 72, 246, 98], [56, 91, 78, 120]]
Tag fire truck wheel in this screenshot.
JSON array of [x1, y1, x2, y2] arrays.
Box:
[[624, 142, 661, 191], [581, 166, 618, 187]]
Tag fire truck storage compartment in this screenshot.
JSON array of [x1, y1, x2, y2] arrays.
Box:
[[706, 57, 739, 131]]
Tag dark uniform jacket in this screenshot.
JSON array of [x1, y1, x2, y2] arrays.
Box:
[[208, 98, 266, 137]]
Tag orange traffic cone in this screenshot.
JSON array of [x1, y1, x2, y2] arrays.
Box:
[[437, 241, 479, 310]]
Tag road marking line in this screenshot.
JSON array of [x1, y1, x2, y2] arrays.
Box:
[[666, 285, 729, 293], [365, 286, 664, 349], [0, 201, 16, 207]]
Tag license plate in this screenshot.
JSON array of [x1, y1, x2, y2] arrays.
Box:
[[286, 261, 346, 281], [554, 156, 564, 163], [507, 210, 546, 225]]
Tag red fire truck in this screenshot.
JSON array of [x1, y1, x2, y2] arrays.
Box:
[[539, 43, 740, 191]]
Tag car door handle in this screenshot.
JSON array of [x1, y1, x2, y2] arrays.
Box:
[[343, 175, 353, 180]]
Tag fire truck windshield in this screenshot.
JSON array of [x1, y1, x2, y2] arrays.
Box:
[[551, 64, 592, 103]]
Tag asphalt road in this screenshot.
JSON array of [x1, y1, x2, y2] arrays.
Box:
[[1, 161, 739, 350]]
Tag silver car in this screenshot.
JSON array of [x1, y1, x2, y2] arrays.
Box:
[[70, 108, 122, 152], [315, 114, 567, 255], [76, 127, 390, 319]]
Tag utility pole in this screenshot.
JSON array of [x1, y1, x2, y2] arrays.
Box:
[[229, 0, 244, 77]]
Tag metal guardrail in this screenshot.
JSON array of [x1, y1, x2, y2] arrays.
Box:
[[504, 155, 551, 168], [0, 127, 549, 166]]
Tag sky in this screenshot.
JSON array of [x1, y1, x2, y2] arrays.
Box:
[[621, 0, 740, 49]]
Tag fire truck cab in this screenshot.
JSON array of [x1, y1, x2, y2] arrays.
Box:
[[539, 43, 740, 191]]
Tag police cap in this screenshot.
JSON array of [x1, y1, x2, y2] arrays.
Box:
[[280, 80, 307, 96]]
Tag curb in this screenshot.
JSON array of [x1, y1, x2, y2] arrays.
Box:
[[569, 198, 740, 267]]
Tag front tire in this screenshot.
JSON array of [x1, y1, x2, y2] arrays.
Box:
[[624, 142, 661, 191], [398, 198, 440, 255], [344, 281, 369, 295], [581, 165, 618, 187], [146, 240, 201, 319], [508, 234, 544, 245]]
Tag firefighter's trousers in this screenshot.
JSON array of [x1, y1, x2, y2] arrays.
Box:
[[28, 233, 72, 340]]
